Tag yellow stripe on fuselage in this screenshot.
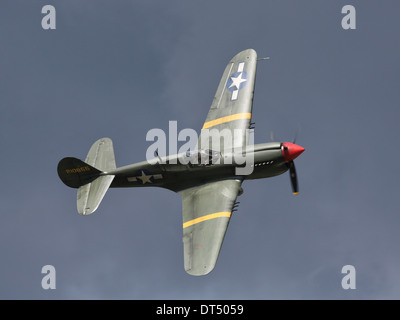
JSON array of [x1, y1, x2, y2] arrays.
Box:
[[183, 212, 232, 229], [202, 113, 251, 129]]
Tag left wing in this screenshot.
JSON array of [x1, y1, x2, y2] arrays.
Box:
[[179, 179, 242, 276]]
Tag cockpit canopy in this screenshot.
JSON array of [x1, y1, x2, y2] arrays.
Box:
[[184, 149, 221, 166]]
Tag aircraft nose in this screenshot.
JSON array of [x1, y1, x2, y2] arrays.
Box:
[[281, 142, 305, 162]]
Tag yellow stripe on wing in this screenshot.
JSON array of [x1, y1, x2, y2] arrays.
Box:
[[183, 212, 232, 229], [202, 113, 251, 129]]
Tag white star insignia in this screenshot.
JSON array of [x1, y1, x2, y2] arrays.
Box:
[[229, 72, 247, 90], [137, 170, 152, 184]]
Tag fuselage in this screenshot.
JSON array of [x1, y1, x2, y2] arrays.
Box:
[[107, 142, 289, 192]]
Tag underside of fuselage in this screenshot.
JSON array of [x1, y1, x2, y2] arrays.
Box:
[[108, 142, 289, 192]]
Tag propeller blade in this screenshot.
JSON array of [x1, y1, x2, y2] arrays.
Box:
[[288, 161, 299, 195], [292, 127, 300, 144]]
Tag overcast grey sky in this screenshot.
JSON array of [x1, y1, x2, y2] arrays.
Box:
[[1, 0, 400, 299]]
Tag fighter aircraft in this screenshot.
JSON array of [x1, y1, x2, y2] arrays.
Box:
[[57, 49, 305, 276]]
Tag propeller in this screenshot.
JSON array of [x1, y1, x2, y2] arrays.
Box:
[[292, 127, 299, 144], [281, 142, 305, 195], [288, 161, 298, 195]]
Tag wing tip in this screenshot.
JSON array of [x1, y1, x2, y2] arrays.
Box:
[[185, 265, 215, 276], [185, 258, 217, 276], [232, 48, 257, 61], [78, 206, 97, 215]]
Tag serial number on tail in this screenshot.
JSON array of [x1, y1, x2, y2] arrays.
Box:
[[65, 166, 91, 174]]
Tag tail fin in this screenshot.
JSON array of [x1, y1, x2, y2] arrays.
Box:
[[57, 137, 117, 215], [57, 157, 102, 188]]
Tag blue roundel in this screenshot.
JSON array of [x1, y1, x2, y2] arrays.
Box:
[[226, 71, 248, 92]]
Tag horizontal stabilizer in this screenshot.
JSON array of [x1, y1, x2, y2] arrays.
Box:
[[77, 175, 114, 215], [85, 137, 116, 172]]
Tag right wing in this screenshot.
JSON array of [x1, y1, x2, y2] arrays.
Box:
[[196, 49, 258, 153]]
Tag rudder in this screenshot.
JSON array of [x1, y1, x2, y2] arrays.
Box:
[[57, 157, 102, 188]]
